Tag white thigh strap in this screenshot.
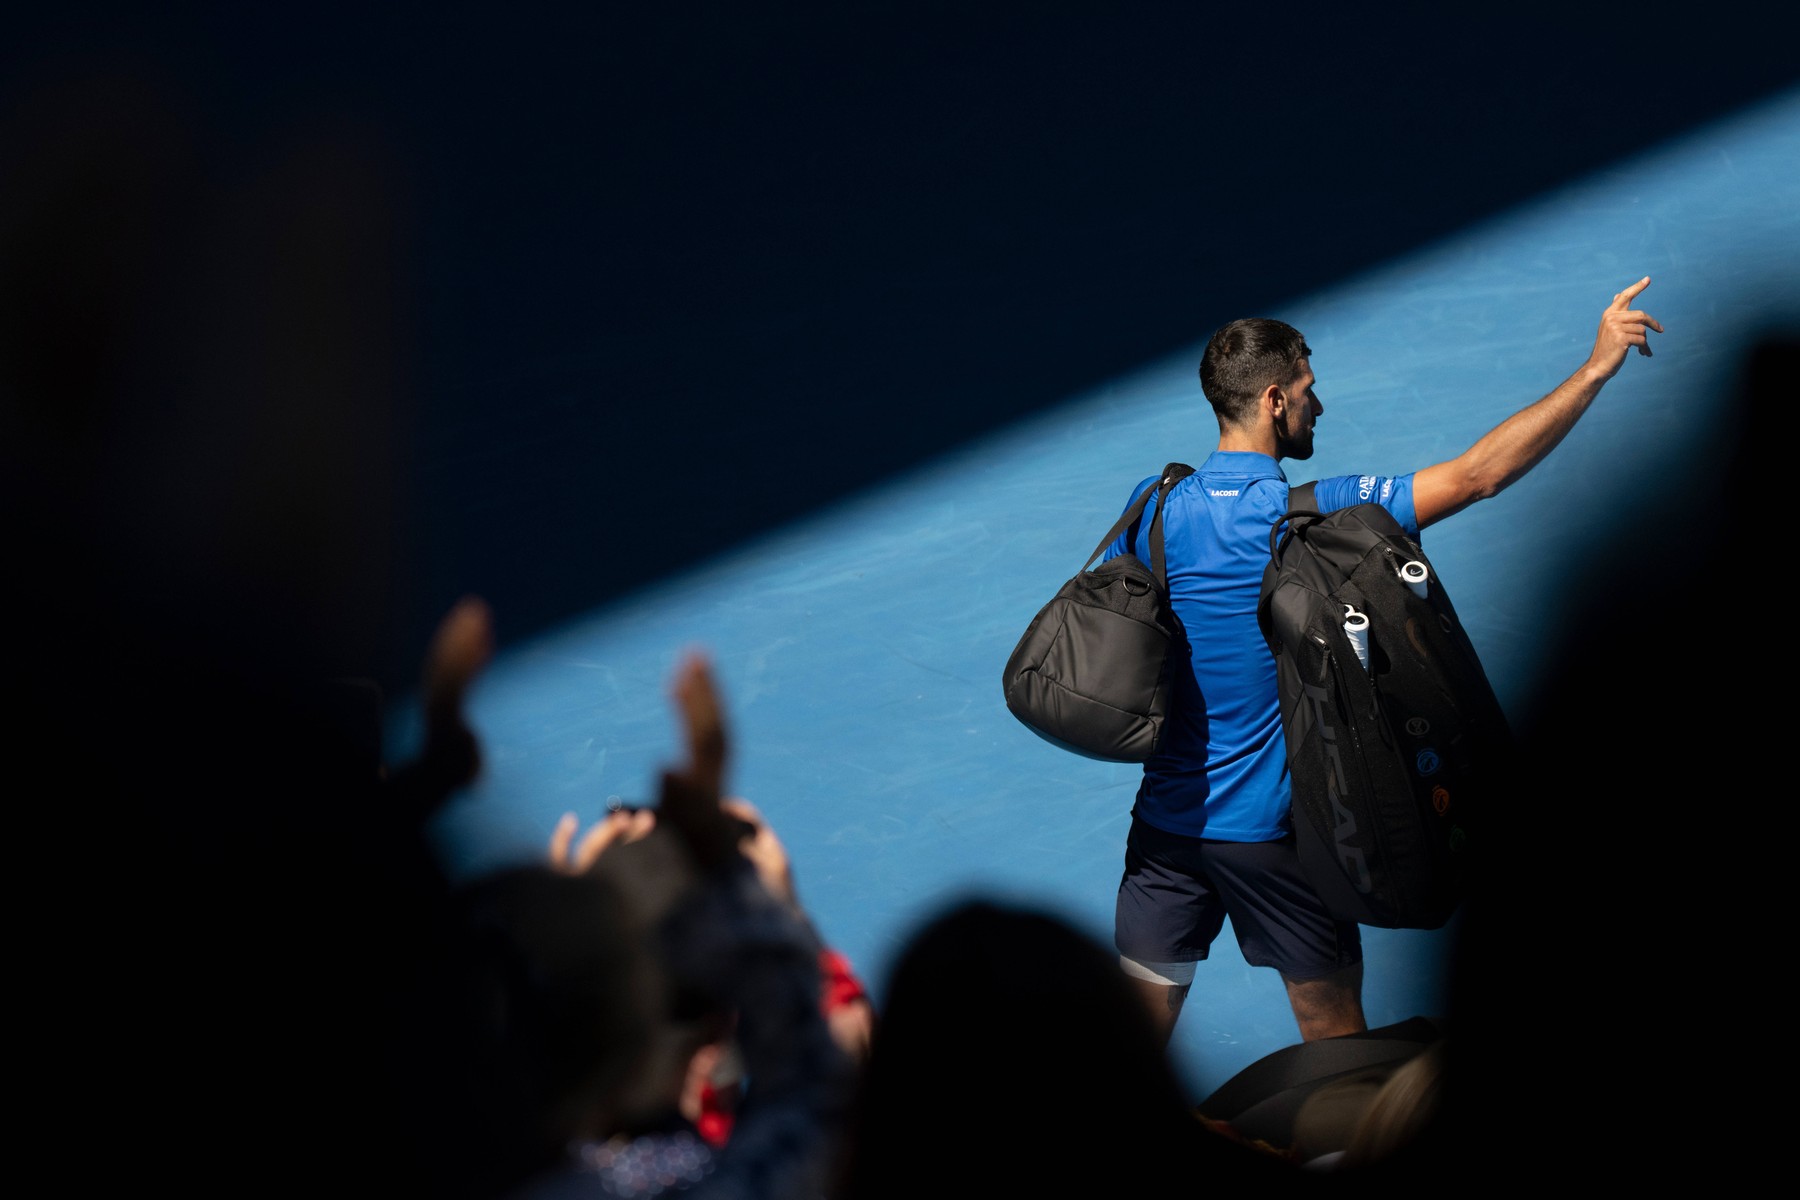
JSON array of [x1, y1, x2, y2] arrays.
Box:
[[1119, 955, 1196, 986]]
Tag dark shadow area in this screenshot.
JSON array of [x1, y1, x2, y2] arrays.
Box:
[[8, 6, 1795, 692], [1363, 332, 1793, 1185]]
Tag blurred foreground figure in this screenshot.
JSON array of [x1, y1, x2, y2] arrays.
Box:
[[456, 653, 858, 1199], [834, 898, 1313, 1198]]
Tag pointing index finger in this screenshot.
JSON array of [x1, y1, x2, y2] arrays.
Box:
[[1611, 276, 1652, 309]]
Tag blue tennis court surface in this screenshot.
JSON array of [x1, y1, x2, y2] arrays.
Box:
[[396, 87, 1800, 1100]]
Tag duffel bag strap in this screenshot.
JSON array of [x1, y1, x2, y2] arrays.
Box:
[[1082, 462, 1194, 574], [1147, 462, 1195, 588]]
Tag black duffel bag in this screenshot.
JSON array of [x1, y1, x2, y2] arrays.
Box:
[[1001, 463, 1194, 762]]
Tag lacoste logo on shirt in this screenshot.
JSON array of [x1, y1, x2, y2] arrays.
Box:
[[1209, 488, 1240, 497]]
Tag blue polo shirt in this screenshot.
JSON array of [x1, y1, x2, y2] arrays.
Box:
[[1104, 451, 1418, 841]]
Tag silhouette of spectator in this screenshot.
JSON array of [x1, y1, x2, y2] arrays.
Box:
[[1285, 1036, 1449, 1171], [2, 62, 450, 1193], [1416, 336, 1797, 1186], [462, 651, 859, 1199], [549, 792, 875, 1151], [1191, 1014, 1445, 1171], [833, 898, 1317, 1199]]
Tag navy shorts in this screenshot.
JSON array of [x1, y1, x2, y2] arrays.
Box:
[[1114, 815, 1362, 981]]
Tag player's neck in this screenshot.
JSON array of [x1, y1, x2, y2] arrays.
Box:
[[1216, 422, 1278, 458]]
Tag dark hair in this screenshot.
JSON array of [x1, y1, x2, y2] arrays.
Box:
[[448, 865, 667, 1179], [1198, 317, 1312, 427], [836, 898, 1298, 1197]]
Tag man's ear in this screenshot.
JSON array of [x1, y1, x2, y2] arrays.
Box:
[[1262, 382, 1285, 421]]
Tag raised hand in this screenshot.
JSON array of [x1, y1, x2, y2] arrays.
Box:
[[422, 595, 494, 728], [671, 649, 727, 801], [657, 650, 743, 871], [1588, 276, 1665, 378], [721, 797, 797, 907], [548, 806, 657, 874], [417, 594, 494, 788]]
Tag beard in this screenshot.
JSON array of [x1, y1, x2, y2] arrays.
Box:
[[1274, 422, 1315, 461]]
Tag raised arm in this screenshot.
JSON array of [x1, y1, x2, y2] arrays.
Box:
[[1412, 277, 1663, 529]]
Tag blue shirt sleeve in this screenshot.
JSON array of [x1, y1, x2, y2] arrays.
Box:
[[1310, 472, 1420, 537]]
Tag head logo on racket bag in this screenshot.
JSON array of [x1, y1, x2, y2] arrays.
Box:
[[1301, 680, 1372, 894]]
